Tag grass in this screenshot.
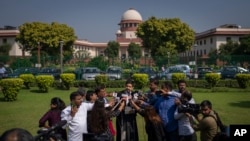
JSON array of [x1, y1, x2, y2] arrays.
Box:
[[0, 87, 250, 141]]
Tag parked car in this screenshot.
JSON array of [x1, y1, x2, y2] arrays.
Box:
[[138, 67, 158, 79], [174, 64, 193, 79], [8, 67, 40, 78], [159, 65, 192, 80], [221, 66, 249, 79], [0, 67, 13, 79], [106, 66, 122, 80], [81, 67, 101, 80], [160, 66, 185, 80], [197, 67, 213, 79], [38, 68, 61, 80]]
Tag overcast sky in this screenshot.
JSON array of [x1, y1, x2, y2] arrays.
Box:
[[1, 0, 250, 42]]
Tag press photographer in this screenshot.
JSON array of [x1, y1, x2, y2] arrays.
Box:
[[176, 91, 200, 116], [174, 90, 198, 141]]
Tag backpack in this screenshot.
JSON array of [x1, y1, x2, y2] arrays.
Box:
[[210, 111, 230, 141]]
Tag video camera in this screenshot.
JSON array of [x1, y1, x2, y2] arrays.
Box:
[[34, 120, 67, 141], [178, 103, 200, 115]]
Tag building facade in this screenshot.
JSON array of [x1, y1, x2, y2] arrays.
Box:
[[1, 9, 250, 66], [179, 24, 250, 65]]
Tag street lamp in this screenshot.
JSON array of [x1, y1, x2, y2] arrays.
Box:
[[37, 42, 41, 68], [194, 44, 198, 78], [59, 41, 64, 74], [167, 51, 170, 67]]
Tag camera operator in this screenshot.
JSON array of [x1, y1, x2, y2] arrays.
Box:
[[174, 91, 197, 141], [190, 100, 218, 141]]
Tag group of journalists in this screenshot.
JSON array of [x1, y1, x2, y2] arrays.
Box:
[[0, 79, 229, 141]]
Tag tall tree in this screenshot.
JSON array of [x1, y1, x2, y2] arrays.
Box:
[[235, 34, 250, 55], [218, 40, 239, 64], [104, 41, 119, 58], [104, 41, 119, 64], [16, 22, 77, 57], [136, 17, 195, 62], [0, 43, 11, 63], [127, 42, 142, 60], [86, 56, 108, 71]]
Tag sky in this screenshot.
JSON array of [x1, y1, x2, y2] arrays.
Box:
[[1, 0, 250, 42]]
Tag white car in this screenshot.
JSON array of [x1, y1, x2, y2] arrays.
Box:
[[81, 67, 101, 80], [106, 66, 122, 80]]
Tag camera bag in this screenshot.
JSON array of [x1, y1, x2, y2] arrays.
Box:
[[209, 111, 229, 141]]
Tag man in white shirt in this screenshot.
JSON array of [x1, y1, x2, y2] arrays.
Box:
[[0, 63, 6, 78], [61, 91, 94, 141]]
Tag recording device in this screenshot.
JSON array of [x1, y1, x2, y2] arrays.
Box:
[[34, 120, 67, 141], [71, 102, 79, 108], [177, 102, 200, 115]]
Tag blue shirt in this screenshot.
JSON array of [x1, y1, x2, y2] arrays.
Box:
[[154, 95, 178, 132]]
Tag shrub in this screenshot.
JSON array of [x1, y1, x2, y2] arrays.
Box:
[[0, 78, 24, 101], [236, 74, 250, 88], [19, 74, 35, 89], [36, 75, 54, 92], [132, 73, 149, 89], [205, 73, 221, 88], [95, 74, 108, 86], [172, 73, 186, 87], [60, 73, 76, 90]]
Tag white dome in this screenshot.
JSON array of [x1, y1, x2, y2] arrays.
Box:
[[121, 8, 142, 21], [116, 29, 122, 34]]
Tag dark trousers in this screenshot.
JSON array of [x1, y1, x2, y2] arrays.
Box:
[[165, 129, 179, 141], [179, 132, 197, 141]]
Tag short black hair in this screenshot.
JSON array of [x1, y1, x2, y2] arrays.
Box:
[[200, 100, 212, 109], [0, 128, 33, 141], [149, 78, 159, 85], [177, 79, 187, 85], [161, 81, 173, 91], [125, 79, 133, 85], [95, 85, 106, 94], [70, 91, 82, 101], [181, 90, 192, 101], [86, 90, 95, 101]]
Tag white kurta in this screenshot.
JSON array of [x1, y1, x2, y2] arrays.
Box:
[[61, 102, 93, 141]]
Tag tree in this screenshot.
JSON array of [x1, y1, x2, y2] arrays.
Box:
[[104, 41, 119, 59], [16, 22, 77, 57], [136, 17, 195, 63], [0, 43, 12, 63], [208, 49, 219, 65], [86, 56, 108, 71], [127, 42, 142, 64], [235, 34, 250, 55], [218, 40, 239, 65], [104, 41, 119, 64]]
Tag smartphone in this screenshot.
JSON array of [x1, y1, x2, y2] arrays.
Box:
[[71, 102, 79, 108]]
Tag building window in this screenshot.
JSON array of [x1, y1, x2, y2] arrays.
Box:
[[199, 40, 202, 45], [204, 49, 206, 55], [210, 38, 213, 44], [2, 38, 7, 43], [204, 39, 206, 45], [226, 37, 231, 42]]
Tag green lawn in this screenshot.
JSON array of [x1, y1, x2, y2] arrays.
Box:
[[0, 87, 250, 141]]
